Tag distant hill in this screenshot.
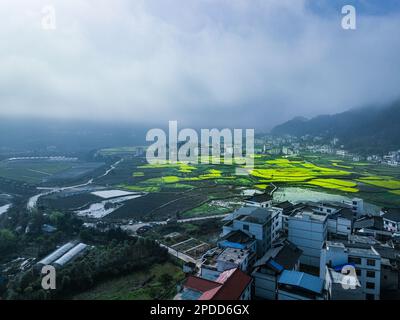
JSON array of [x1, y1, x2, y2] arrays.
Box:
[[271, 100, 400, 154]]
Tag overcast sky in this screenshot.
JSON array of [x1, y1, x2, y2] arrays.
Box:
[[1, 0, 400, 130]]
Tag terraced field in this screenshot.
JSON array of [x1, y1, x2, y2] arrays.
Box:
[[0, 159, 105, 184], [40, 154, 400, 219], [116, 155, 400, 207]]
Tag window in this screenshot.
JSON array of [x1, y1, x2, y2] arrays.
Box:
[[327, 209, 332, 213], [356, 269, 361, 276], [367, 271, 375, 278], [243, 224, 249, 231], [367, 259, 376, 266], [348, 256, 361, 265], [366, 282, 375, 289]]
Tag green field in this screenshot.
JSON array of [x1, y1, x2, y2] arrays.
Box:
[[181, 200, 240, 218], [0, 161, 72, 183], [72, 262, 184, 300], [0, 160, 104, 184], [40, 154, 400, 220], [357, 176, 400, 190], [97, 146, 145, 156], [115, 155, 400, 207]]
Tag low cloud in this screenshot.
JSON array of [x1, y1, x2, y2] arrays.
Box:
[[1, 0, 400, 130]]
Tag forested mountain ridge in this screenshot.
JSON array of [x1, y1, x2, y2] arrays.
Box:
[[271, 100, 400, 154]]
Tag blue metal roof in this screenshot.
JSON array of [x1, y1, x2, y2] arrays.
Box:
[[219, 240, 246, 250], [333, 263, 355, 273], [267, 259, 284, 272], [278, 270, 323, 294]]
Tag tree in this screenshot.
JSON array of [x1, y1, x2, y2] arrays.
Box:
[[0, 229, 17, 256], [159, 273, 173, 288]]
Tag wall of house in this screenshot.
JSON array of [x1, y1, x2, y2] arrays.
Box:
[[337, 217, 352, 236], [252, 270, 277, 300], [327, 218, 337, 234], [217, 255, 248, 273], [383, 218, 399, 233], [324, 267, 364, 300], [351, 198, 364, 216], [321, 245, 381, 300], [288, 217, 327, 267], [353, 255, 381, 300], [329, 282, 364, 300], [271, 213, 282, 241], [381, 264, 399, 292], [244, 200, 271, 208], [240, 284, 252, 300], [317, 205, 339, 215], [200, 267, 221, 281], [320, 246, 348, 278], [327, 217, 352, 237], [222, 225, 234, 236], [233, 220, 271, 256], [277, 289, 324, 300]]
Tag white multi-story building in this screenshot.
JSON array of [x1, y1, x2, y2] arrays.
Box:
[[320, 241, 381, 300], [216, 247, 255, 274], [317, 199, 363, 217], [243, 193, 273, 208], [350, 198, 364, 217], [288, 209, 328, 268], [223, 207, 281, 257], [326, 208, 355, 237], [271, 201, 297, 232], [324, 266, 364, 300], [381, 208, 400, 233], [200, 246, 256, 281]]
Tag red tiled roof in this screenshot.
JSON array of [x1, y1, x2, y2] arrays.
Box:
[[215, 268, 236, 284], [184, 276, 220, 293], [183, 268, 252, 300], [211, 268, 252, 300], [199, 286, 221, 300]]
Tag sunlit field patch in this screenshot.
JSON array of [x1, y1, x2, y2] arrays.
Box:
[[254, 184, 269, 189], [163, 183, 193, 189], [250, 158, 350, 183], [357, 176, 400, 190], [103, 154, 400, 209], [138, 161, 197, 173], [118, 184, 160, 192], [143, 176, 181, 184], [178, 163, 197, 173], [198, 169, 222, 179], [331, 162, 353, 169], [132, 172, 144, 177], [307, 179, 359, 193]]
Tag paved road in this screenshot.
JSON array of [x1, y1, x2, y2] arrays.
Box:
[[27, 159, 123, 211]]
